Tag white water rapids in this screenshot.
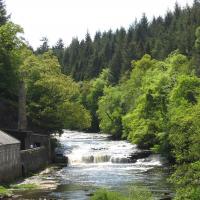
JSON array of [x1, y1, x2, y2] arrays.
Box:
[[51, 130, 172, 200], [17, 130, 172, 200], [58, 130, 163, 168]]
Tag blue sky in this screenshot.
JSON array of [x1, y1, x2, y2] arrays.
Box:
[[6, 0, 194, 49]]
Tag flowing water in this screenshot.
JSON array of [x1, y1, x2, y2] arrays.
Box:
[[51, 130, 172, 199], [16, 130, 173, 200]]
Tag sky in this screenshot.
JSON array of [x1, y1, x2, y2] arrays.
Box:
[[6, 0, 194, 49]]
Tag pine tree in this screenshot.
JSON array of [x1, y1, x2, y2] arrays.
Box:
[[36, 37, 49, 54], [0, 0, 9, 26], [109, 48, 123, 84], [52, 38, 64, 69], [60, 1, 200, 83], [194, 26, 200, 76]]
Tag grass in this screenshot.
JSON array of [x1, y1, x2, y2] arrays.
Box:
[[90, 189, 128, 200], [90, 186, 153, 200], [0, 183, 38, 198], [0, 186, 12, 197], [10, 183, 38, 190], [128, 185, 153, 200]]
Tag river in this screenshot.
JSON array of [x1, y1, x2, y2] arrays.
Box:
[[15, 130, 172, 200]]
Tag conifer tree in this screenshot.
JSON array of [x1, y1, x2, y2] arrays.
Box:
[[0, 0, 9, 26], [36, 37, 49, 54], [52, 38, 64, 69]]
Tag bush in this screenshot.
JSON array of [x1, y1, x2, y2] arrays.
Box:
[[91, 186, 153, 200], [90, 189, 128, 200], [128, 186, 153, 200]]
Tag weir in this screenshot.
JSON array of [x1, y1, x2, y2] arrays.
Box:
[[60, 130, 164, 167], [18, 130, 172, 200]]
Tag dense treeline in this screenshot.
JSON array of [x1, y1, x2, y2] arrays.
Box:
[[19, 49, 91, 134], [97, 51, 200, 199], [36, 0, 200, 131], [79, 29, 200, 200], [52, 1, 200, 82]]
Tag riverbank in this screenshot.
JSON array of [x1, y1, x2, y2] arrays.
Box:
[[0, 166, 173, 200], [0, 165, 61, 199]]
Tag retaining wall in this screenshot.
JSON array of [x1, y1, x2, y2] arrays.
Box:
[[20, 146, 49, 176]]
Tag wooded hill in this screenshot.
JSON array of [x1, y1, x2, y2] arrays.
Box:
[[45, 0, 200, 83]]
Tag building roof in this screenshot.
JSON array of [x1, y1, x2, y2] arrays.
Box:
[[0, 130, 20, 145]]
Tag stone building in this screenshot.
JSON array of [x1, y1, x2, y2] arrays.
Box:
[[0, 80, 51, 182], [0, 130, 21, 183], [3, 129, 51, 177], [4, 129, 50, 151]]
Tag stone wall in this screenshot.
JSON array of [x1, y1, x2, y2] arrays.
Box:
[[4, 130, 50, 152], [20, 146, 49, 176], [24, 134, 50, 156], [0, 144, 21, 183]]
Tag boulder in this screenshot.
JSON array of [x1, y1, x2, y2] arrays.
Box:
[[128, 150, 151, 161]]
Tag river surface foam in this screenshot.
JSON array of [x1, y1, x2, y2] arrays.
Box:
[[15, 130, 172, 200], [52, 130, 172, 199]]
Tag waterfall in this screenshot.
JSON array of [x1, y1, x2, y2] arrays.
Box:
[[58, 130, 164, 167], [52, 130, 171, 200]]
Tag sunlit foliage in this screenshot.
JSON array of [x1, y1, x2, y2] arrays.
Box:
[[19, 50, 91, 134]]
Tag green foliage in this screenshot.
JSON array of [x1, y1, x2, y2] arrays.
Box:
[[91, 189, 127, 200], [0, 0, 9, 26], [174, 186, 200, 200], [20, 50, 91, 134], [11, 183, 38, 190], [0, 22, 23, 98], [98, 86, 123, 138], [35, 37, 49, 54], [80, 69, 111, 132], [170, 162, 200, 200], [0, 186, 12, 197], [193, 26, 200, 76], [0, 22, 24, 128], [168, 75, 200, 163], [122, 55, 168, 149], [60, 1, 200, 83], [195, 26, 200, 53], [97, 51, 200, 199], [52, 38, 64, 69], [59, 101, 91, 130], [128, 186, 153, 200], [166, 75, 200, 199], [90, 186, 153, 200]]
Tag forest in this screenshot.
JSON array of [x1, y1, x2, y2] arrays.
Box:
[[0, 0, 200, 199]]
